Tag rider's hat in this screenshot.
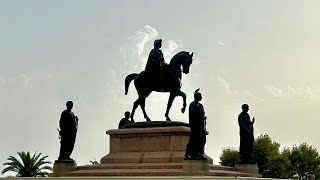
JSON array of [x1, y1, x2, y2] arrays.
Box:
[[154, 39, 162, 46]]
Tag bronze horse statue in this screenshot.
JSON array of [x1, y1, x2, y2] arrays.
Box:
[[125, 51, 193, 122]]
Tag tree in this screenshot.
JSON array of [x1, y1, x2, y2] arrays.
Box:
[[219, 134, 320, 179], [89, 158, 99, 165], [2, 151, 52, 177], [219, 147, 240, 167], [252, 134, 280, 175], [288, 143, 320, 180], [219, 134, 281, 175], [264, 147, 293, 179]]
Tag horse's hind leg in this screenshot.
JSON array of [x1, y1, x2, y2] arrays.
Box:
[[140, 95, 151, 122], [130, 98, 140, 122]]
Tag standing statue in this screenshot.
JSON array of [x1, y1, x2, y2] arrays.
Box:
[[238, 104, 255, 163], [57, 101, 78, 161], [144, 39, 166, 88], [185, 89, 207, 159], [125, 39, 193, 121], [118, 111, 132, 129]]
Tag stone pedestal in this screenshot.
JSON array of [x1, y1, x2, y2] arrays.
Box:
[[100, 126, 213, 164], [51, 160, 77, 177], [63, 123, 261, 177], [235, 163, 260, 177], [183, 159, 209, 175]]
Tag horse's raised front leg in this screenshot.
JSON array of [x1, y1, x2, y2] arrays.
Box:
[[176, 89, 187, 113], [165, 92, 176, 121]]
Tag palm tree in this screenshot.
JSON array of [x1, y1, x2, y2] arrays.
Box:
[[2, 151, 52, 177], [89, 158, 99, 165]]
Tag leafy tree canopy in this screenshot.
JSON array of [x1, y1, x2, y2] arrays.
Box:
[[219, 134, 320, 179]]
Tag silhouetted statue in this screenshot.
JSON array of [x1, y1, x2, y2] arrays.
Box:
[[125, 48, 193, 122], [238, 104, 255, 163], [185, 89, 207, 160], [144, 39, 166, 88], [58, 101, 78, 161], [118, 111, 132, 129]]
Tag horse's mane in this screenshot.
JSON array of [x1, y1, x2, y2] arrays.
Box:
[[175, 51, 189, 57], [170, 51, 189, 63]]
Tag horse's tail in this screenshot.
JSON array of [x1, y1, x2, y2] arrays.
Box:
[[125, 73, 138, 95]]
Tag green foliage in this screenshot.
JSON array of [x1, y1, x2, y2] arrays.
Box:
[[264, 148, 293, 179], [288, 143, 320, 180], [252, 134, 280, 175], [219, 147, 240, 167], [220, 134, 320, 179], [2, 151, 52, 177]]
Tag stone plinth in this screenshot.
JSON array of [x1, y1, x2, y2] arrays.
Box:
[[101, 126, 213, 164], [183, 159, 209, 175], [51, 160, 77, 177], [64, 123, 260, 177], [236, 163, 261, 177]]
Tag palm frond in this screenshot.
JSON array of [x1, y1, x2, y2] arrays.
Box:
[[2, 151, 52, 177]]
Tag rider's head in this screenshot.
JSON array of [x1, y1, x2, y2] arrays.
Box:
[[194, 89, 202, 102], [66, 101, 73, 110], [154, 39, 162, 49]]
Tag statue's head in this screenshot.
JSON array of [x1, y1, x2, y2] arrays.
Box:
[[194, 88, 202, 101], [124, 111, 130, 119], [154, 39, 162, 48], [66, 101, 73, 110], [241, 104, 249, 112]]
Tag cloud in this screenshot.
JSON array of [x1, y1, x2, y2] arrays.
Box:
[[217, 75, 264, 102], [264, 85, 315, 100], [120, 25, 183, 72], [0, 72, 56, 98], [162, 40, 183, 60], [128, 25, 159, 56], [120, 25, 159, 71], [265, 85, 283, 97], [217, 75, 238, 95], [3, 73, 33, 90], [217, 41, 225, 46], [244, 90, 265, 102], [0, 75, 6, 86]]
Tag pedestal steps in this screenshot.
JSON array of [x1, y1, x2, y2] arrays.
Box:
[[66, 163, 256, 177], [77, 163, 183, 170], [210, 165, 237, 171], [68, 168, 185, 176]]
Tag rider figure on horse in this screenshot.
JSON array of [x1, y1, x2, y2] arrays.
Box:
[[144, 39, 167, 88]]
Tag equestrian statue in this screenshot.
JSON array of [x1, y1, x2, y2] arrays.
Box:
[[125, 39, 193, 121]]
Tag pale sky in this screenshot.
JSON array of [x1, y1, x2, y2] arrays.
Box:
[[1, 0, 320, 176]]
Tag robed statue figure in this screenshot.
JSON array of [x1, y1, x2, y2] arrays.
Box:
[[185, 89, 207, 159], [58, 101, 78, 161], [238, 104, 255, 163]]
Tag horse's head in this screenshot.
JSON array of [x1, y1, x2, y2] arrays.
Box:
[[181, 52, 193, 74], [170, 51, 194, 76]]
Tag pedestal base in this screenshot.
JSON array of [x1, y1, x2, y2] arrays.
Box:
[[100, 126, 213, 164], [235, 163, 260, 177], [63, 125, 261, 177], [183, 159, 209, 175], [50, 160, 77, 177]]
